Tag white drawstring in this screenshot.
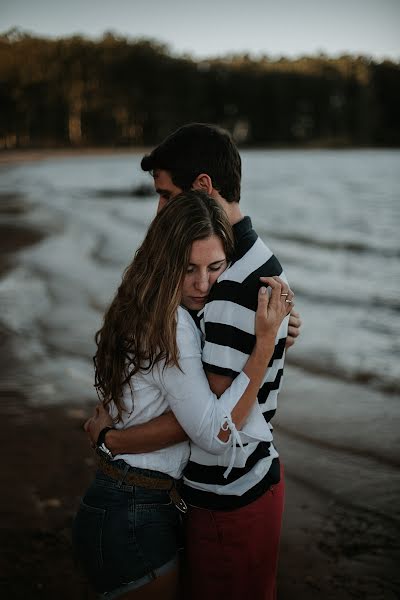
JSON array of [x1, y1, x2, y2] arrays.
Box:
[[221, 415, 244, 478]]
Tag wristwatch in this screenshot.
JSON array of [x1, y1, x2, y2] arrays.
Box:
[[96, 426, 114, 460]]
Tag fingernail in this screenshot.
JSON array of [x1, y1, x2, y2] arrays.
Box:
[[260, 286, 267, 294]]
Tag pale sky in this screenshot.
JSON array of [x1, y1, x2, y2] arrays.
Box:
[[1, 0, 399, 61]]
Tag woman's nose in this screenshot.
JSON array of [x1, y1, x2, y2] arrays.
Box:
[[195, 272, 210, 291]]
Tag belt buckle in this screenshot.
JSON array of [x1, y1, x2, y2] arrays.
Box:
[[175, 498, 188, 514], [168, 486, 188, 514]]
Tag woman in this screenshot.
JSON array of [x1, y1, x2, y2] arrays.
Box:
[[73, 191, 292, 600]]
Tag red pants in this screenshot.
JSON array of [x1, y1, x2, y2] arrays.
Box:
[[184, 470, 285, 600]]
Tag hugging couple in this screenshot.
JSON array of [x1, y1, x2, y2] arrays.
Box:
[[73, 123, 301, 600]]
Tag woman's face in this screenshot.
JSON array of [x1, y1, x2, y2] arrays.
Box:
[[181, 235, 227, 311]]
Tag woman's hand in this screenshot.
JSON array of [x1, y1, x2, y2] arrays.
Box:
[[255, 276, 294, 342]]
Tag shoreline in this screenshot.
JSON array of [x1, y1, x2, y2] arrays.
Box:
[[0, 147, 150, 166], [1, 145, 398, 167]]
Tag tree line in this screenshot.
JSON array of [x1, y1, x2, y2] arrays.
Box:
[[1, 29, 399, 149]]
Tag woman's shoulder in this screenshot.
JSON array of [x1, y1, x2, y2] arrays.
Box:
[[176, 306, 201, 353], [177, 305, 197, 328]]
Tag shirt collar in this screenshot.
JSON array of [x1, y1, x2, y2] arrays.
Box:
[[232, 216, 256, 261], [232, 216, 252, 244]]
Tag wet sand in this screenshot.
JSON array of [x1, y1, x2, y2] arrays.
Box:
[[1, 387, 398, 600], [0, 193, 42, 276], [0, 397, 95, 599], [1, 157, 399, 599]]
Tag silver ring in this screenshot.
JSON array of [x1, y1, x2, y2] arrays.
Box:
[[285, 299, 293, 304], [280, 293, 289, 297]]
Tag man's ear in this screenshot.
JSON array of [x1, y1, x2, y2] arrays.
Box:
[[192, 173, 213, 195]]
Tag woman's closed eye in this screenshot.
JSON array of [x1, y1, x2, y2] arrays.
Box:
[[186, 261, 226, 274], [209, 261, 226, 271]]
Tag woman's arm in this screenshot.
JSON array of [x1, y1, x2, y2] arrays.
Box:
[[84, 407, 188, 455], [159, 276, 292, 454], [212, 275, 292, 441]]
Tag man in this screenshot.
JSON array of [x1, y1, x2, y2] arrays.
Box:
[[86, 124, 301, 598]]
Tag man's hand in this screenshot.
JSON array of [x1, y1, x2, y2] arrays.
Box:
[[84, 403, 113, 447], [286, 309, 302, 350]]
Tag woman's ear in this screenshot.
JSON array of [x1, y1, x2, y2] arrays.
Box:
[[192, 173, 213, 195]]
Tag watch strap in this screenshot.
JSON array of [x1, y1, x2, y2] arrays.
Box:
[[96, 426, 114, 460], [97, 426, 114, 447]]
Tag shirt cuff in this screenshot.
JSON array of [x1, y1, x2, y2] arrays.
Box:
[[217, 371, 273, 447], [198, 371, 248, 452], [238, 401, 273, 443]]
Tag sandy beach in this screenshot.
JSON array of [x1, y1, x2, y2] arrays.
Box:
[[1, 150, 399, 599]]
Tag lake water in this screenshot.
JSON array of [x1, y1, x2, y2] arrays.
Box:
[[0, 149, 399, 406]]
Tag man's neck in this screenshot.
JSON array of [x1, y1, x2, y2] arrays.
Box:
[[211, 191, 244, 225], [226, 203, 244, 226]]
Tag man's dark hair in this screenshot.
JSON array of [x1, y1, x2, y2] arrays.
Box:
[[141, 123, 242, 203]]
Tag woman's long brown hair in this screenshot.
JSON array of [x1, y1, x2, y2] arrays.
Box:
[[93, 190, 234, 420]]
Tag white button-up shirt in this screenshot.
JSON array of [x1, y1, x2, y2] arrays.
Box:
[[109, 306, 268, 479]]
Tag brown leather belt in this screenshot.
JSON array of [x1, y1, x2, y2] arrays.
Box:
[[96, 455, 188, 514]]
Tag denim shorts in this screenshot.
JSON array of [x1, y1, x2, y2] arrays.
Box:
[[72, 461, 182, 599]]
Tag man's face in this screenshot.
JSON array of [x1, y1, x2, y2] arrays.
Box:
[[153, 169, 183, 212]]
